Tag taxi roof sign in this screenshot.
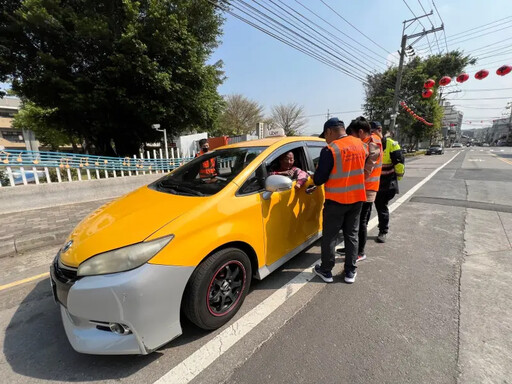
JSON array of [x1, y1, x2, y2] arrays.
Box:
[[263, 127, 286, 138]]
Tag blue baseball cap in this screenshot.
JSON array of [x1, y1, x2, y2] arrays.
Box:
[[320, 117, 345, 138], [370, 121, 382, 130]]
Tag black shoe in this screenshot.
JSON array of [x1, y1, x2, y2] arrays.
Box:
[[335, 247, 345, 255], [313, 264, 333, 283], [376, 232, 387, 243]]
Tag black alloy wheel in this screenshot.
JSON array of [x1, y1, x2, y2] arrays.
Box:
[[183, 248, 252, 330]]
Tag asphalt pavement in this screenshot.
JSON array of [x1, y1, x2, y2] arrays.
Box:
[[1, 147, 511, 384]]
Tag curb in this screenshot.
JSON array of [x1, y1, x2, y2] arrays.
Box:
[[0, 230, 69, 259]]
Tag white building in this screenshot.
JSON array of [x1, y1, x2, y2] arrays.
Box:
[[442, 102, 463, 145]]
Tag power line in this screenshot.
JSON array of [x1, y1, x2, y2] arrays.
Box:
[[273, 0, 388, 71], [417, 0, 442, 53], [445, 15, 512, 39], [416, 18, 512, 51], [401, 0, 433, 55], [466, 57, 512, 70], [216, 0, 369, 83], [234, 0, 373, 79], [451, 105, 507, 110], [446, 96, 512, 100], [449, 25, 512, 48], [442, 87, 512, 92], [303, 109, 363, 118], [261, 0, 383, 74], [318, 0, 390, 55], [432, 0, 449, 52], [465, 40, 512, 57], [293, 0, 389, 62], [475, 48, 512, 61]]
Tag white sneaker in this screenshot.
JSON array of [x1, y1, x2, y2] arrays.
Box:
[[344, 271, 357, 284]]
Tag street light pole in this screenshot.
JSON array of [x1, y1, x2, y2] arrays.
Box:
[[152, 124, 169, 159]]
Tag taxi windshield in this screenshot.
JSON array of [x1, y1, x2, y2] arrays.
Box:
[[150, 147, 266, 196]]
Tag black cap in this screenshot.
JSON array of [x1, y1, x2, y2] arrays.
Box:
[[370, 121, 382, 131], [320, 117, 345, 138]]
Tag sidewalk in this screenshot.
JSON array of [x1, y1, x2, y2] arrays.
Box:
[[0, 199, 112, 257]]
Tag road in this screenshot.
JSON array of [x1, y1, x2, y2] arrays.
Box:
[[1, 147, 511, 384]]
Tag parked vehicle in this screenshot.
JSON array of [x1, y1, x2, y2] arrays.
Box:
[[426, 145, 444, 155], [451, 143, 463, 148], [50, 137, 326, 355]]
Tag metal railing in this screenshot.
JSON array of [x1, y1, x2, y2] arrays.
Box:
[[0, 149, 193, 187]]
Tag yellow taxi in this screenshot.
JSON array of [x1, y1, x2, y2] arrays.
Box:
[[50, 136, 326, 355]]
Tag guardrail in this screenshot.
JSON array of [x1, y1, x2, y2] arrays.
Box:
[[0, 149, 193, 187]]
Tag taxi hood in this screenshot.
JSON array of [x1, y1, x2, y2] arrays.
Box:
[[59, 186, 200, 267]]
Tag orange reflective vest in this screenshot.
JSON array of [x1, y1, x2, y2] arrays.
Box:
[[363, 133, 383, 192], [196, 151, 217, 178], [325, 136, 367, 204]]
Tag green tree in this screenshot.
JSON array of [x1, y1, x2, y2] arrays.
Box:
[[0, 0, 226, 155], [364, 51, 475, 147], [12, 101, 78, 151], [270, 103, 307, 136], [217, 94, 264, 136]]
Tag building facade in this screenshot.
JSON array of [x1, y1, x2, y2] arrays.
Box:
[[442, 102, 463, 146], [0, 97, 38, 151]]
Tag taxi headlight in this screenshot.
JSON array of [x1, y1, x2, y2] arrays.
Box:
[[77, 235, 173, 276]]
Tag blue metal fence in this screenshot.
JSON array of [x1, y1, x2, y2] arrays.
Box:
[[0, 149, 193, 187], [0, 149, 192, 171]]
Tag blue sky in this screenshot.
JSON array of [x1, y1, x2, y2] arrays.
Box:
[[2, 1, 511, 134], [210, 0, 512, 134]]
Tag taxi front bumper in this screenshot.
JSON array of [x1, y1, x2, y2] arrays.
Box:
[[51, 261, 194, 355]]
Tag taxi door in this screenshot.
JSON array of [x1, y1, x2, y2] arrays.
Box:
[[262, 143, 323, 267]]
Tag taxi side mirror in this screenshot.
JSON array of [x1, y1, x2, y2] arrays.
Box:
[[262, 175, 292, 200]]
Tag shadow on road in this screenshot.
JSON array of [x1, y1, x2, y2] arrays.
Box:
[[3, 243, 327, 381]]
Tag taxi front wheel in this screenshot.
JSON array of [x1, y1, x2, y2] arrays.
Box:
[[183, 248, 252, 330]]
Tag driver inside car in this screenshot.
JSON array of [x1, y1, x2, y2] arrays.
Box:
[[270, 151, 308, 190]]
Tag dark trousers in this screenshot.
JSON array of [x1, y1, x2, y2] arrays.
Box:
[[375, 189, 397, 234], [358, 202, 373, 255], [321, 200, 363, 274]]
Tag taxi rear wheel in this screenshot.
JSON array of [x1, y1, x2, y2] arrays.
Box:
[[183, 248, 252, 330]]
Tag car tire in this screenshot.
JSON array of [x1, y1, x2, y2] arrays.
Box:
[[183, 248, 252, 330]]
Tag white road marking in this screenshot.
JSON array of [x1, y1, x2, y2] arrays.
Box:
[[154, 152, 461, 384]]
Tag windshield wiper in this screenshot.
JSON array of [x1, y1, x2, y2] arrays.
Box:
[[158, 181, 204, 196]]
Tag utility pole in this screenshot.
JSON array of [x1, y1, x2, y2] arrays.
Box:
[[506, 102, 512, 146], [389, 11, 444, 142]]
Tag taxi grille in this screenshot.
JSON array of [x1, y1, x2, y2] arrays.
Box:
[[53, 254, 80, 284]]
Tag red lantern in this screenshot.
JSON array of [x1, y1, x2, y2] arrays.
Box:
[[456, 73, 469, 83], [424, 79, 435, 88], [439, 76, 452, 86], [475, 69, 489, 80], [496, 65, 512, 76], [422, 89, 433, 98]]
